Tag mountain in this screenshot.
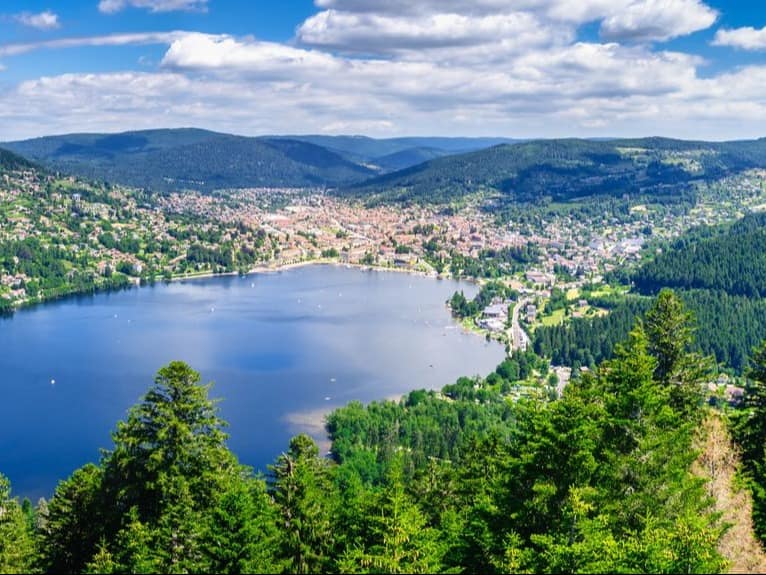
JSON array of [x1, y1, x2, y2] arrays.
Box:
[[2, 129, 377, 193], [266, 134, 523, 172], [2, 130, 518, 193], [371, 146, 446, 172], [0, 147, 35, 171], [342, 137, 766, 204], [273, 135, 520, 164]]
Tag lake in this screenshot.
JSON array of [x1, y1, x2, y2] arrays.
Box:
[[0, 264, 505, 499]]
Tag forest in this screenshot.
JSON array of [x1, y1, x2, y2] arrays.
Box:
[[342, 137, 766, 205], [534, 212, 766, 373], [2, 133, 375, 193], [633, 212, 766, 297], [3, 291, 766, 574]]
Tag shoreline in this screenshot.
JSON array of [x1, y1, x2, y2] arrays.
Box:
[[283, 392, 413, 455], [166, 258, 456, 284], [1, 258, 482, 320]]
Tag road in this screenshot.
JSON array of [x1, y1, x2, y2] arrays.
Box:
[[509, 298, 531, 352]]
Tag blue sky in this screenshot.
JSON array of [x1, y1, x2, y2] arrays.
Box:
[[1, 0, 766, 140]]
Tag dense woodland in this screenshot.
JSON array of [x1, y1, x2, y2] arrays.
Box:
[[7, 131, 766, 201], [2, 132, 375, 192], [633, 212, 766, 297], [343, 137, 766, 205], [1, 131, 513, 193], [534, 212, 766, 373], [5, 291, 766, 574]]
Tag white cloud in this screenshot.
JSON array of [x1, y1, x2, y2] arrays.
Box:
[[298, 0, 718, 54], [98, 0, 208, 14], [712, 26, 766, 51], [161, 33, 342, 75], [0, 2, 760, 141], [0, 31, 190, 57], [5, 30, 765, 142], [297, 10, 568, 55], [14, 10, 60, 30], [599, 0, 717, 42]]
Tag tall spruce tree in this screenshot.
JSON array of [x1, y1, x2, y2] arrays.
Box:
[[733, 342, 766, 542], [645, 289, 711, 418], [270, 434, 337, 574], [0, 474, 36, 574]]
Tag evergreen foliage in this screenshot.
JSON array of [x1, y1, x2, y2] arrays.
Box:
[[343, 137, 766, 204], [2, 293, 749, 573]]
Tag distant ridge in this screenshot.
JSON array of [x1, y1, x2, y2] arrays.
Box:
[[340, 136, 766, 203], [8, 130, 765, 201], [2, 130, 376, 192], [272, 134, 521, 159], [2, 129, 518, 193], [0, 147, 36, 171]]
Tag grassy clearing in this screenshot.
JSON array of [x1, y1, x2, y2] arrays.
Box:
[[540, 308, 566, 327]]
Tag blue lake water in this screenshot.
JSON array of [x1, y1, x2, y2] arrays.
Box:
[[0, 264, 504, 499]]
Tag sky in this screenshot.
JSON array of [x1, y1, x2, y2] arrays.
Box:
[[1, 0, 765, 141]]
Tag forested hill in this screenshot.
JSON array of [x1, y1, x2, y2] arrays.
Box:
[[341, 137, 766, 204], [634, 211, 766, 297], [1, 130, 518, 193], [1, 130, 377, 193], [273, 134, 519, 162], [0, 147, 35, 171], [535, 211, 766, 373]]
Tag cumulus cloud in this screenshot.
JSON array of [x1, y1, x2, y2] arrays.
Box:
[[14, 10, 60, 30], [712, 26, 766, 51], [161, 33, 342, 75], [4, 28, 764, 141], [599, 0, 717, 42], [297, 10, 568, 55], [0, 1, 761, 141], [98, 0, 208, 14], [6, 53, 766, 142], [0, 31, 190, 57], [298, 0, 719, 55]]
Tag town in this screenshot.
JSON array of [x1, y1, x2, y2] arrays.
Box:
[[3, 164, 766, 340]]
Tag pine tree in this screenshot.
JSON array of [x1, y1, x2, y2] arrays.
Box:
[[270, 434, 337, 574], [103, 361, 237, 522], [340, 456, 444, 574], [645, 289, 711, 418], [203, 474, 280, 574], [733, 342, 766, 542], [0, 474, 36, 574], [40, 463, 104, 574]]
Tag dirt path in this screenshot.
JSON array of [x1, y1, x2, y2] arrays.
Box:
[[693, 413, 766, 574]]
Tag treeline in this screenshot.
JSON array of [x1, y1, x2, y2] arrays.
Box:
[[732, 344, 766, 544], [448, 244, 541, 278], [534, 212, 766, 373], [327, 350, 547, 475], [448, 281, 514, 319], [534, 291, 766, 373], [0, 292, 737, 573], [633, 212, 766, 297], [0, 237, 133, 303]]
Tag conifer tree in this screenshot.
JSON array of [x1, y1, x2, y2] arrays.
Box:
[[270, 434, 337, 574], [0, 474, 36, 574]]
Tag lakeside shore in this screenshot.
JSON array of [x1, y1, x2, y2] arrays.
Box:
[[1, 257, 450, 315]]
